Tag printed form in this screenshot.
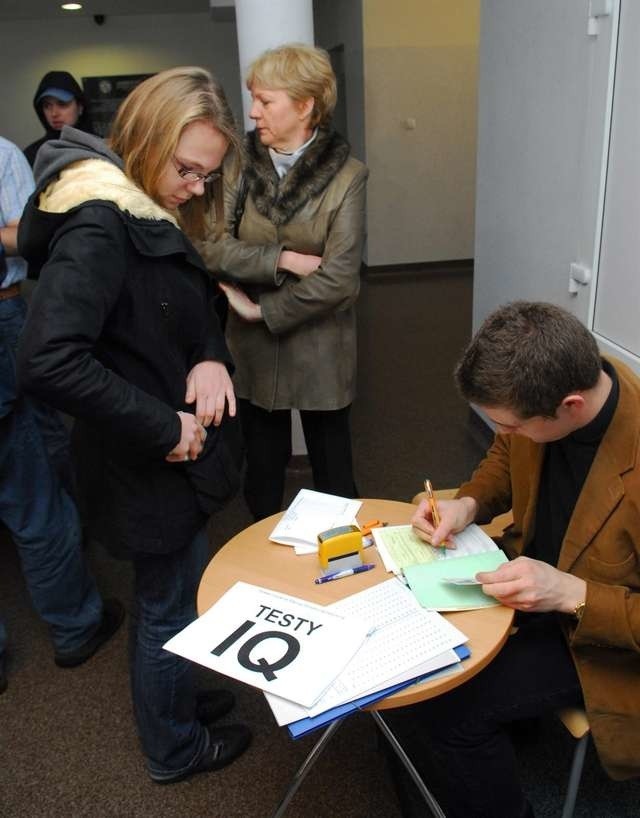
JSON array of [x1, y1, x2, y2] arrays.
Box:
[[265, 578, 467, 725], [373, 523, 498, 574]]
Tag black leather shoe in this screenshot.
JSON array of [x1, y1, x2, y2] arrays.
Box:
[[152, 724, 252, 785], [0, 654, 7, 695], [54, 598, 124, 668], [196, 689, 236, 724]]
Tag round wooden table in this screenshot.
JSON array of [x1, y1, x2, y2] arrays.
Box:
[[197, 498, 514, 708]]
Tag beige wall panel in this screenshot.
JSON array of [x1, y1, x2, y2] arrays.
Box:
[[364, 0, 479, 48], [364, 44, 478, 264], [363, 0, 479, 265]]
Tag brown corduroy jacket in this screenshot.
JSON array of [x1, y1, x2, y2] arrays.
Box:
[[457, 357, 640, 780]]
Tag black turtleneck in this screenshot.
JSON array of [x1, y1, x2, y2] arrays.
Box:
[[526, 360, 619, 566]]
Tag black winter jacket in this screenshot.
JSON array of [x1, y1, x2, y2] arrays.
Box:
[[17, 128, 241, 556]]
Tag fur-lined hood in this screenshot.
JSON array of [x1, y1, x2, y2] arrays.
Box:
[[32, 125, 177, 226], [244, 127, 350, 226], [19, 126, 183, 277], [38, 159, 177, 226]]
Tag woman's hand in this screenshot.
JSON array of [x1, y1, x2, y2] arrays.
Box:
[[219, 282, 263, 322], [411, 496, 478, 548], [278, 250, 322, 278], [166, 411, 208, 462], [185, 360, 236, 427]]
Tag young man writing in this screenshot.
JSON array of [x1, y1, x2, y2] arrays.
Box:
[[391, 301, 640, 818]]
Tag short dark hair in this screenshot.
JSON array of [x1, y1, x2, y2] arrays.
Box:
[[455, 301, 602, 418]]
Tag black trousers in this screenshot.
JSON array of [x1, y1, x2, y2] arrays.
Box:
[[239, 399, 357, 521], [385, 614, 583, 818]]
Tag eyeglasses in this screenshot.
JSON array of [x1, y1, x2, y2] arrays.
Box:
[[171, 155, 221, 185]]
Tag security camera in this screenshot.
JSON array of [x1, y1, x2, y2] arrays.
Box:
[[93, 14, 105, 25]]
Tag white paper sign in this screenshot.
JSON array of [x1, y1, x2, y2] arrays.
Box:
[[163, 581, 371, 708]]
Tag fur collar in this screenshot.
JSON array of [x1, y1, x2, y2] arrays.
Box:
[[244, 128, 350, 226], [38, 159, 179, 227]]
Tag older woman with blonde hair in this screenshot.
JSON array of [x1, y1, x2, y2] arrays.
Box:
[[199, 43, 369, 520], [17, 67, 250, 783]]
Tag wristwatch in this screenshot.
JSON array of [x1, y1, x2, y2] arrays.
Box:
[[573, 600, 586, 621]]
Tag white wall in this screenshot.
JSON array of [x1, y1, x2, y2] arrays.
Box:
[[472, 0, 617, 334], [591, 0, 640, 372], [2, 13, 242, 151], [363, 0, 480, 266]]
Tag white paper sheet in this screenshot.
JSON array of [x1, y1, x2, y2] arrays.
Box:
[[264, 578, 468, 724], [163, 582, 371, 708], [268, 489, 362, 554]]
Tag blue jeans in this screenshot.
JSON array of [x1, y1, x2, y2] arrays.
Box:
[[0, 295, 103, 658], [130, 527, 210, 777]]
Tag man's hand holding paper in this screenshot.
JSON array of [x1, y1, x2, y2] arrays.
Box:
[[477, 555, 587, 614]]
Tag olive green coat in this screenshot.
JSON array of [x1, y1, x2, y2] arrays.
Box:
[[457, 358, 640, 780], [198, 129, 368, 411]]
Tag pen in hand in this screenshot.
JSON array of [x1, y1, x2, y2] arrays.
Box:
[[424, 478, 447, 554], [314, 564, 376, 584]]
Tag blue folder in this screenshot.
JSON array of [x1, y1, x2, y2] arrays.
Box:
[[287, 644, 471, 738]]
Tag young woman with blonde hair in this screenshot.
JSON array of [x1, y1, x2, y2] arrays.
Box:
[[18, 66, 250, 784]]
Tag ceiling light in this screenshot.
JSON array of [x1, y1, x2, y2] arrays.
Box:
[[61, 3, 83, 10]]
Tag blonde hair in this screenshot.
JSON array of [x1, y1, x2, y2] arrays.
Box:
[[108, 66, 241, 238], [246, 44, 337, 128]]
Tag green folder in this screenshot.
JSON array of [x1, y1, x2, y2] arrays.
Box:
[[404, 550, 509, 611]]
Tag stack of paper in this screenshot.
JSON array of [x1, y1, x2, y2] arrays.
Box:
[[163, 582, 371, 708], [372, 523, 508, 611], [285, 645, 471, 738], [165, 578, 472, 740], [269, 489, 362, 555], [264, 578, 469, 734]]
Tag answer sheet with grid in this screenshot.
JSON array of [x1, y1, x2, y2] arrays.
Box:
[[307, 580, 467, 715], [265, 578, 468, 724], [329, 575, 425, 629]]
